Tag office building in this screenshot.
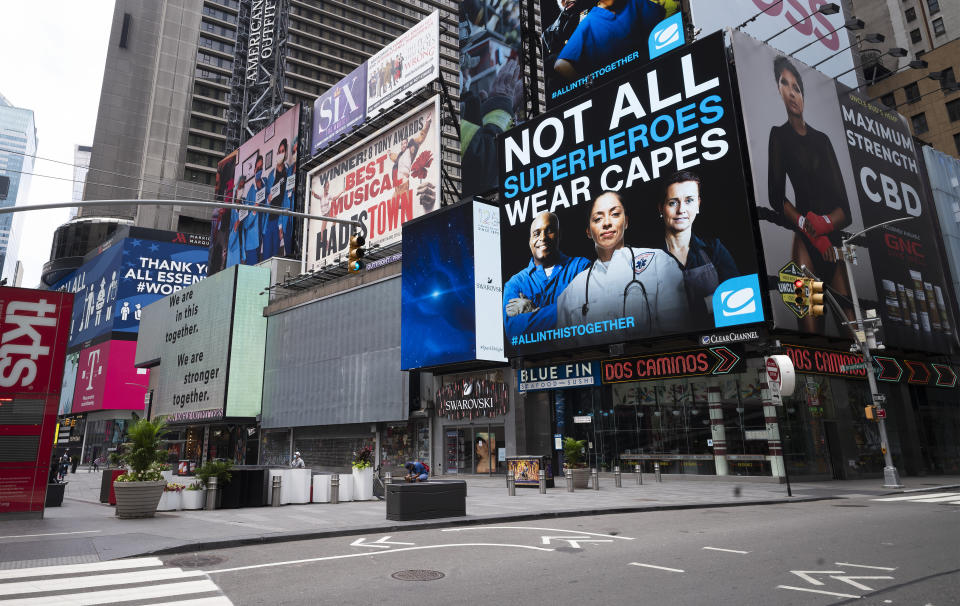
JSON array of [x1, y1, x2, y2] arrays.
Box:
[[0, 92, 37, 284], [71, 145, 92, 216]]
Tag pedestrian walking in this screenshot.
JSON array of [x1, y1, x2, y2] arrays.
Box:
[[58, 452, 70, 482]]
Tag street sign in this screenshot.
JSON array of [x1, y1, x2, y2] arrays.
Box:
[[872, 393, 886, 404], [839, 362, 870, 372], [765, 355, 796, 396], [573, 415, 592, 424]]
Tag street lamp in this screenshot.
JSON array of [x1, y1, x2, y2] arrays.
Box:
[[840, 216, 914, 489], [811, 33, 886, 69], [830, 47, 909, 81]]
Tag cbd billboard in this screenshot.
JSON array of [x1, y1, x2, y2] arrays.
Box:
[[497, 32, 763, 358], [732, 31, 954, 353]]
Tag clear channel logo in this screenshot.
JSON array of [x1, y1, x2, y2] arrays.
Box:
[[648, 13, 684, 60], [712, 274, 764, 328]]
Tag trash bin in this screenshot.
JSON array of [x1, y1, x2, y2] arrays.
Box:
[[46, 482, 67, 507]]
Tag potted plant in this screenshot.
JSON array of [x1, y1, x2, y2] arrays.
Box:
[[157, 482, 184, 511], [563, 437, 590, 489], [351, 446, 374, 501], [159, 463, 174, 482], [181, 481, 206, 510], [113, 418, 167, 519], [194, 460, 233, 509]]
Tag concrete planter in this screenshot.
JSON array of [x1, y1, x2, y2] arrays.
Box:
[[157, 489, 181, 511], [182, 489, 205, 510], [352, 467, 374, 501], [114, 480, 165, 518], [569, 468, 590, 489]]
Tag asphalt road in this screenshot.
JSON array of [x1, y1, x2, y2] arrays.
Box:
[[164, 495, 960, 605]]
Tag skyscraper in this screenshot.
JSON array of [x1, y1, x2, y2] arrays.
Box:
[[0, 91, 37, 284], [71, 144, 92, 216]]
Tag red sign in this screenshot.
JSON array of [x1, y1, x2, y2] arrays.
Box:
[[766, 358, 780, 385], [0, 288, 72, 518], [601, 346, 744, 384], [783, 344, 867, 379]]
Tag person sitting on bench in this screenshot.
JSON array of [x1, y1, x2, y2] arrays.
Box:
[[404, 461, 429, 482]]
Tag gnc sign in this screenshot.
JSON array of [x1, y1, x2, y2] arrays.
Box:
[[0, 288, 72, 393]]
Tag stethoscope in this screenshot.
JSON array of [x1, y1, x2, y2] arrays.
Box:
[[580, 246, 653, 333]]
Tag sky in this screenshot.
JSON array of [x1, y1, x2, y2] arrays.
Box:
[[1, 1, 114, 288]]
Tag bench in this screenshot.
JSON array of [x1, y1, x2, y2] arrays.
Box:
[[385, 480, 466, 521]]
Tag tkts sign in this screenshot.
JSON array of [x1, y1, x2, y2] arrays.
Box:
[[0, 288, 73, 393]]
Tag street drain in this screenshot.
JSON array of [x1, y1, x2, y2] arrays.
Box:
[[391, 570, 445, 582], [167, 555, 226, 568]]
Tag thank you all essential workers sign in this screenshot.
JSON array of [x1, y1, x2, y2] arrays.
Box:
[[497, 32, 763, 358]]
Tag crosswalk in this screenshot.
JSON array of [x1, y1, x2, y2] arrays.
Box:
[[0, 557, 232, 605], [872, 491, 960, 505]]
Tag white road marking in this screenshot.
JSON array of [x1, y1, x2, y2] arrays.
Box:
[[141, 598, 234, 606], [4, 579, 223, 606], [441, 526, 633, 540], [0, 568, 206, 596], [207, 543, 556, 574], [350, 536, 415, 549], [703, 546, 749, 554], [791, 570, 846, 586], [872, 492, 959, 501], [0, 557, 162, 581], [911, 495, 960, 503], [541, 536, 613, 549], [629, 563, 685, 573], [777, 584, 861, 599], [0, 530, 100, 540], [835, 562, 897, 571], [831, 575, 894, 592]]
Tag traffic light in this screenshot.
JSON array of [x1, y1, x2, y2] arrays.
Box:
[[793, 279, 806, 309], [348, 232, 365, 273], [808, 280, 825, 317], [864, 405, 877, 421]]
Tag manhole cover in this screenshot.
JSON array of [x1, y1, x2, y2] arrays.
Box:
[[832, 504, 868, 508], [167, 555, 226, 568], [391, 569, 445, 581]]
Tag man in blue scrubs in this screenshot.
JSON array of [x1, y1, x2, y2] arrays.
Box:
[[503, 211, 590, 339], [554, 0, 665, 82]]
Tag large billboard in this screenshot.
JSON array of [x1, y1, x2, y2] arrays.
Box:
[[459, 1, 524, 198], [209, 104, 302, 275], [72, 340, 149, 413], [305, 98, 441, 272], [539, 0, 683, 108], [733, 31, 954, 353], [138, 265, 269, 423], [497, 32, 763, 357], [307, 11, 440, 158], [0, 288, 72, 518], [401, 199, 505, 370], [51, 236, 209, 350], [688, 0, 857, 87]]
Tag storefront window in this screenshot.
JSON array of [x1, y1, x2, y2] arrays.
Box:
[[844, 382, 884, 474], [82, 418, 129, 464], [381, 421, 429, 474], [780, 375, 834, 477], [443, 425, 505, 475]]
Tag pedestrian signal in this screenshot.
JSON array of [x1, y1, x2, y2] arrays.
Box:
[[348, 233, 365, 273], [809, 280, 825, 317]]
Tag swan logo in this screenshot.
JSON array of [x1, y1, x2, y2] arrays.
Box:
[[713, 274, 764, 328], [648, 13, 684, 60]]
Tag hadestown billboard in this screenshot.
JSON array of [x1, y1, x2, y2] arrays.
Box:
[[497, 32, 765, 358], [732, 30, 954, 353], [305, 97, 441, 272]]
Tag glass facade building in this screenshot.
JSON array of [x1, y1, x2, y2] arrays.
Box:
[[0, 92, 37, 285]]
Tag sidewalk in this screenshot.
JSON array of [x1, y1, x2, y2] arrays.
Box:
[[2, 467, 957, 568]]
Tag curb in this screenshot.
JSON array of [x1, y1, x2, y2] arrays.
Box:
[[144, 495, 833, 558]]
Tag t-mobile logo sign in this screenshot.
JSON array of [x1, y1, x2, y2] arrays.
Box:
[[82, 348, 103, 391]]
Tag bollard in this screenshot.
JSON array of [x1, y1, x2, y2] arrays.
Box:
[[204, 476, 218, 510], [538, 469, 546, 494], [614, 465, 622, 488], [271, 475, 282, 507], [565, 469, 574, 492], [635, 465, 643, 485], [330, 473, 340, 504], [507, 475, 516, 496], [591, 468, 599, 491], [384, 472, 392, 485], [654, 462, 662, 483]]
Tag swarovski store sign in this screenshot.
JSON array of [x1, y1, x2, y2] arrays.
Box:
[[518, 362, 601, 392], [436, 372, 509, 420]]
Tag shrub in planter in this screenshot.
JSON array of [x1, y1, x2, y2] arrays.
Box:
[[158, 483, 184, 511], [182, 481, 206, 510], [351, 446, 374, 501], [194, 460, 233, 509], [114, 418, 168, 519], [563, 437, 590, 488]]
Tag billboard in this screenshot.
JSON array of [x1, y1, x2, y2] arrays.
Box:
[[51, 236, 209, 350], [401, 199, 505, 370], [72, 340, 149, 413], [497, 32, 763, 357], [733, 31, 954, 353], [305, 98, 441, 272], [689, 0, 857, 88], [57, 352, 79, 416], [209, 104, 302, 276], [366, 11, 440, 119], [0, 288, 72, 518], [459, 1, 524, 197], [539, 0, 682, 108], [311, 64, 368, 156], [139, 265, 269, 423]]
